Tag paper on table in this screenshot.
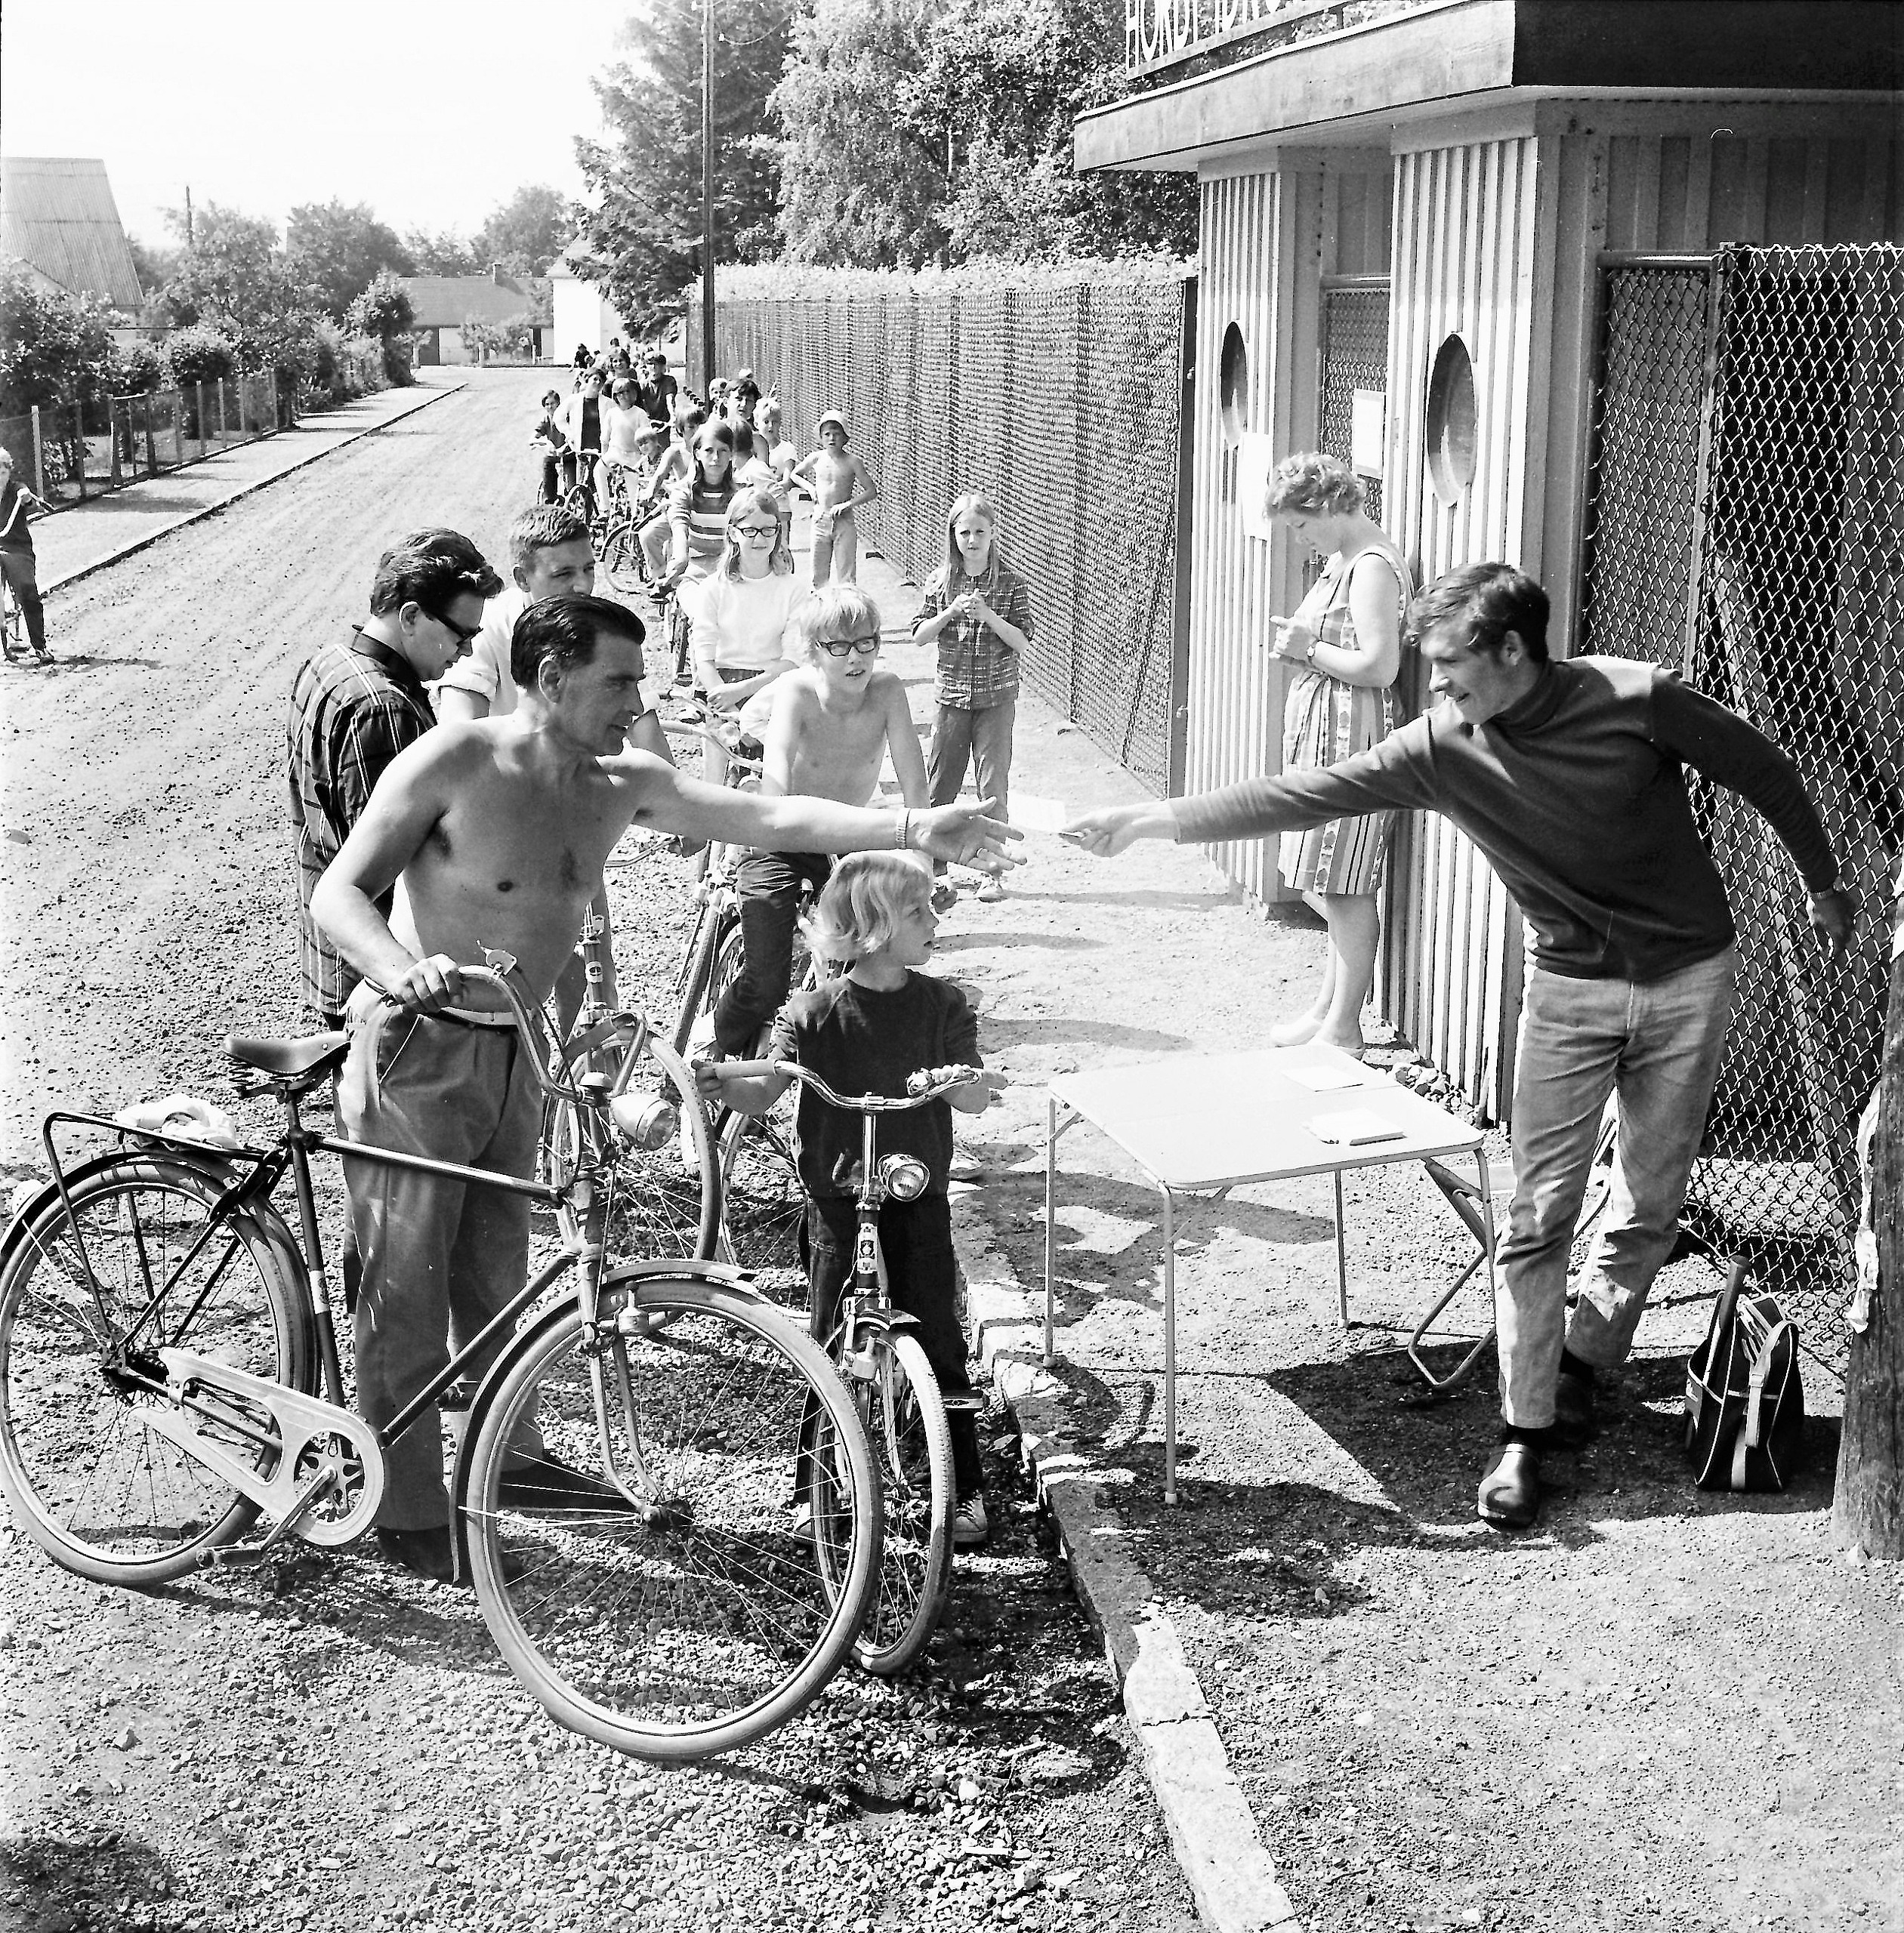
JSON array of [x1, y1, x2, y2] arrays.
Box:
[[1309, 1108, 1406, 1148], [1010, 794, 1070, 834], [1285, 1062, 1374, 1092]]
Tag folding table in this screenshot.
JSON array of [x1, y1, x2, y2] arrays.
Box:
[[1042, 1043, 1494, 1503]]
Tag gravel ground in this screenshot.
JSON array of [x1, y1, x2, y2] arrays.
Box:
[[0, 369, 1197, 1932]]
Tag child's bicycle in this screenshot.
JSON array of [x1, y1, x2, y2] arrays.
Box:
[[711, 1058, 980, 1675], [0, 956, 881, 1762], [2, 572, 50, 667], [587, 463, 652, 597]]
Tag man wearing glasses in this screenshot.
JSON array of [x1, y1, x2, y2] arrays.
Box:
[[708, 583, 932, 1059], [289, 528, 501, 1035]]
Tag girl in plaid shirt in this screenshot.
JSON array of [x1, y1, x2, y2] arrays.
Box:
[[913, 493, 1033, 905]]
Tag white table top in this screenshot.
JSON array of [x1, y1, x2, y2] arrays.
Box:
[[1050, 1044, 1483, 1192]]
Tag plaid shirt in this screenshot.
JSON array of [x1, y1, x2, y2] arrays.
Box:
[[915, 560, 1032, 709], [288, 627, 434, 1022]]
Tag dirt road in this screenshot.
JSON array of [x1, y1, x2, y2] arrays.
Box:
[[0, 371, 1196, 1933]]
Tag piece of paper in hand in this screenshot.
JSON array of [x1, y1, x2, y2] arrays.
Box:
[[1286, 1062, 1372, 1093], [1010, 795, 1070, 835], [1309, 1108, 1405, 1148]]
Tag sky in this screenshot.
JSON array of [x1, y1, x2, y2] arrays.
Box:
[[0, 0, 632, 248]]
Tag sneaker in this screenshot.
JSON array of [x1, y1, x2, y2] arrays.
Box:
[[974, 877, 1006, 904], [952, 1494, 990, 1549]]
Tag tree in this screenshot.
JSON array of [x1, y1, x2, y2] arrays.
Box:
[[346, 272, 418, 384], [126, 233, 181, 297], [477, 186, 574, 278], [772, 0, 951, 267], [287, 199, 415, 321], [403, 227, 485, 278], [156, 202, 322, 386], [0, 257, 117, 417], [571, 0, 792, 336]]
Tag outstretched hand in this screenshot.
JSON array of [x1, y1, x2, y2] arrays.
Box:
[[1059, 801, 1177, 859], [913, 800, 1026, 873]]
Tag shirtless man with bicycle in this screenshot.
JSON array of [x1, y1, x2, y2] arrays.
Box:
[[311, 590, 1020, 1581]]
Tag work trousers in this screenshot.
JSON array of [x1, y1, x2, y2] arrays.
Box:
[[1495, 945, 1738, 1427], [711, 850, 832, 1058], [807, 1192, 983, 1499], [811, 507, 857, 585], [338, 1011, 542, 1529], [0, 549, 46, 654]]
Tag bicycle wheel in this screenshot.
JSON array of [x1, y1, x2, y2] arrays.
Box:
[[813, 1330, 953, 1677], [600, 523, 647, 594], [463, 1274, 881, 1762], [671, 902, 732, 1060], [0, 1158, 312, 1586]]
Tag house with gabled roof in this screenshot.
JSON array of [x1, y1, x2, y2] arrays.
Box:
[[1, 156, 145, 325], [396, 268, 551, 365]]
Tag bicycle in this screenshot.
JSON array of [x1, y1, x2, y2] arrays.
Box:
[[0, 957, 881, 1762], [712, 1057, 980, 1675], [2, 567, 50, 667]]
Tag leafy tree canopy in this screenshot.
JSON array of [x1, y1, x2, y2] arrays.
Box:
[[571, 0, 792, 337], [344, 271, 416, 344], [156, 202, 321, 380], [477, 186, 574, 277], [403, 227, 486, 277], [287, 199, 415, 320], [0, 256, 118, 415]]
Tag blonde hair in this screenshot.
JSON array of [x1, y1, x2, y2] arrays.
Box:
[[942, 491, 1002, 580], [1264, 451, 1364, 519], [804, 852, 930, 963], [796, 584, 882, 660], [719, 487, 794, 580], [756, 397, 782, 436]]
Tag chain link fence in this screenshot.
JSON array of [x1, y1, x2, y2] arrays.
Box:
[[1578, 243, 1904, 1376], [695, 268, 1190, 795], [0, 374, 286, 511]]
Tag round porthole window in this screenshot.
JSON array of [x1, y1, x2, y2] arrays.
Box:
[[1219, 323, 1248, 447], [1424, 334, 1478, 505]]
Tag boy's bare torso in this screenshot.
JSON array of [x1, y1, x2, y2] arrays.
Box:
[[808, 451, 863, 513], [772, 668, 907, 809]]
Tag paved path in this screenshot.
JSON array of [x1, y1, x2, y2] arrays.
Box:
[[31, 374, 465, 591]]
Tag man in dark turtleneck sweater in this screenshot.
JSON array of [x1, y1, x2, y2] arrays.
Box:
[[1064, 562, 1854, 1530]]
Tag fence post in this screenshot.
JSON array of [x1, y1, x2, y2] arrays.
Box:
[[172, 390, 184, 467], [218, 379, 227, 444], [70, 400, 85, 501], [109, 399, 123, 488], [29, 406, 45, 498], [196, 381, 207, 458], [143, 396, 156, 476]]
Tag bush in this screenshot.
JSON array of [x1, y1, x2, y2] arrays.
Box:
[[340, 334, 387, 396], [0, 255, 116, 417], [163, 325, 236, 390], [345, 272, 416, 386], [110, 342, 165, 397]]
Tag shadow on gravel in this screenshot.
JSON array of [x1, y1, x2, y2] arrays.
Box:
[[931, 930, 1103, 954], [2, 1828, 177, 1931], [981, 1015, 1195, 1056]]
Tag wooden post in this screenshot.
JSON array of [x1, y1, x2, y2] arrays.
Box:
[[143, 396, 156, 475], [1834, 855, 1904, 1557], [109, 399, 123, 488], [218, 379, 227, 444], [71, 400, 86, 501], [196, 381, 208, 457], [29, 405, 45, 497]]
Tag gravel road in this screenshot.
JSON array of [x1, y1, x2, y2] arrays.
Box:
[[0, 370, 1197, 1933]]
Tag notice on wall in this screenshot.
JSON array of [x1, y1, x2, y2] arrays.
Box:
[[1239, 433, 1277, 540], [1351, 389, 1387, 479]]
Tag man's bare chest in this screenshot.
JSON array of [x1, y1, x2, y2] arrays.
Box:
[[434, 772, 621, 898]]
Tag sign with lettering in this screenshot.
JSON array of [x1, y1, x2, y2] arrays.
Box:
[[1125, 0, 1336, 79]]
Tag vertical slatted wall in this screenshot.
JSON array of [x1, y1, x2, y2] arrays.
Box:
[[1377, 135, 1544, 1117]]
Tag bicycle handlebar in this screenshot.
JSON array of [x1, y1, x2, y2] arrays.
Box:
[[711, 1060, 983, 1113], [369, 957, 588, 1107]]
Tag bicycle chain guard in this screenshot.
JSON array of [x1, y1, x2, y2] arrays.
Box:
[[140, 1349, 384, 1547]]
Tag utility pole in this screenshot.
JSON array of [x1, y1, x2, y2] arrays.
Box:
[[1834, 856, 1904, 1557], [700, 0, 716, 392], [185, 185, 194, 248]]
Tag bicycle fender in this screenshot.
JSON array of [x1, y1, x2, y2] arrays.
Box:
[[847, 1306, 920, 1336]]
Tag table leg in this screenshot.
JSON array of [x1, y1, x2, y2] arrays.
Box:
[[1044, 1092, 1058, 1366], [1162, 1185, 1177, 1507], [1334, 1169, 1349, 1327], [1477, 1145, 1497, 1322]]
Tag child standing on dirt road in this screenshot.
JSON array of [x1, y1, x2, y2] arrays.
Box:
[[913, 492, 1034, 905], [0, 448, 53, 664], [792, 410, 881, 587], [696, 851, 1001, 1547], [703, 584, 930, 1062], [529, 388, 569, 506]]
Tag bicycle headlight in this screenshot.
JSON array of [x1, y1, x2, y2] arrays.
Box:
[[610, 1093, 679, 1151], [879, 1153, 930, 1201]]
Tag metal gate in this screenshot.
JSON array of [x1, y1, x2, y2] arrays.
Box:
[[1577, 245, 1904, 1373]]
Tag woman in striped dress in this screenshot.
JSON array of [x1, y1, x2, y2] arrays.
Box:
[[1263, 452, 1409, 1057]]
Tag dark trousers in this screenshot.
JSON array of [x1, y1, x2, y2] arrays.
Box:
[[0, 549, 45, 654], [807, 1192, 982, 1499], [711, 850, 832, 1058], [538, 452, 562, 504]]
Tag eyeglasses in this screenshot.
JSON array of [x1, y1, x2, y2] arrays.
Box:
[[816, 634, 881, 658], [425, 606, 483, 649], [734, 525, 779, 542]]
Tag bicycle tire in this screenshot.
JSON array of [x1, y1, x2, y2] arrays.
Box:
[[542, 1029, 720, 1262], [813, 1329, 954, 1676], [462, 1274, 881, 1762], [671, 902, 733, 1060], [599, 524, 647, 595], [0, 1157, 313, 1586]]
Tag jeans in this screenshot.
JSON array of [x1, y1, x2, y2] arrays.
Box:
[[711, 850, 832, 1058], [0, 548, 45, 654], [927, 698, 1016, 862], [807, 1193, 983, 1498], [811, 507, 856, 585], [1495, 945, 1739, 1427]]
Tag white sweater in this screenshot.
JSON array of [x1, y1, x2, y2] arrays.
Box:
[[696, 571, 807, 678]]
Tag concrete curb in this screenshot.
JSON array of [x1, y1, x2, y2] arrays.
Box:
[[951, 1190, 1303, 1933], [40, 381, 464, 595]]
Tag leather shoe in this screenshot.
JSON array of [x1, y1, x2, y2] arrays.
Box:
[[497, 1452, 638, 1516], [1477, 1442, 1543, 1531], [1551, 1370, 1597, 1447]]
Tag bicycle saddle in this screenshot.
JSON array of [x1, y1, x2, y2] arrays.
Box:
[[221, 1032, 350, 1079]]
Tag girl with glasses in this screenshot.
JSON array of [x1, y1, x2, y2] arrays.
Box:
[[693, 489, 806, 787]]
